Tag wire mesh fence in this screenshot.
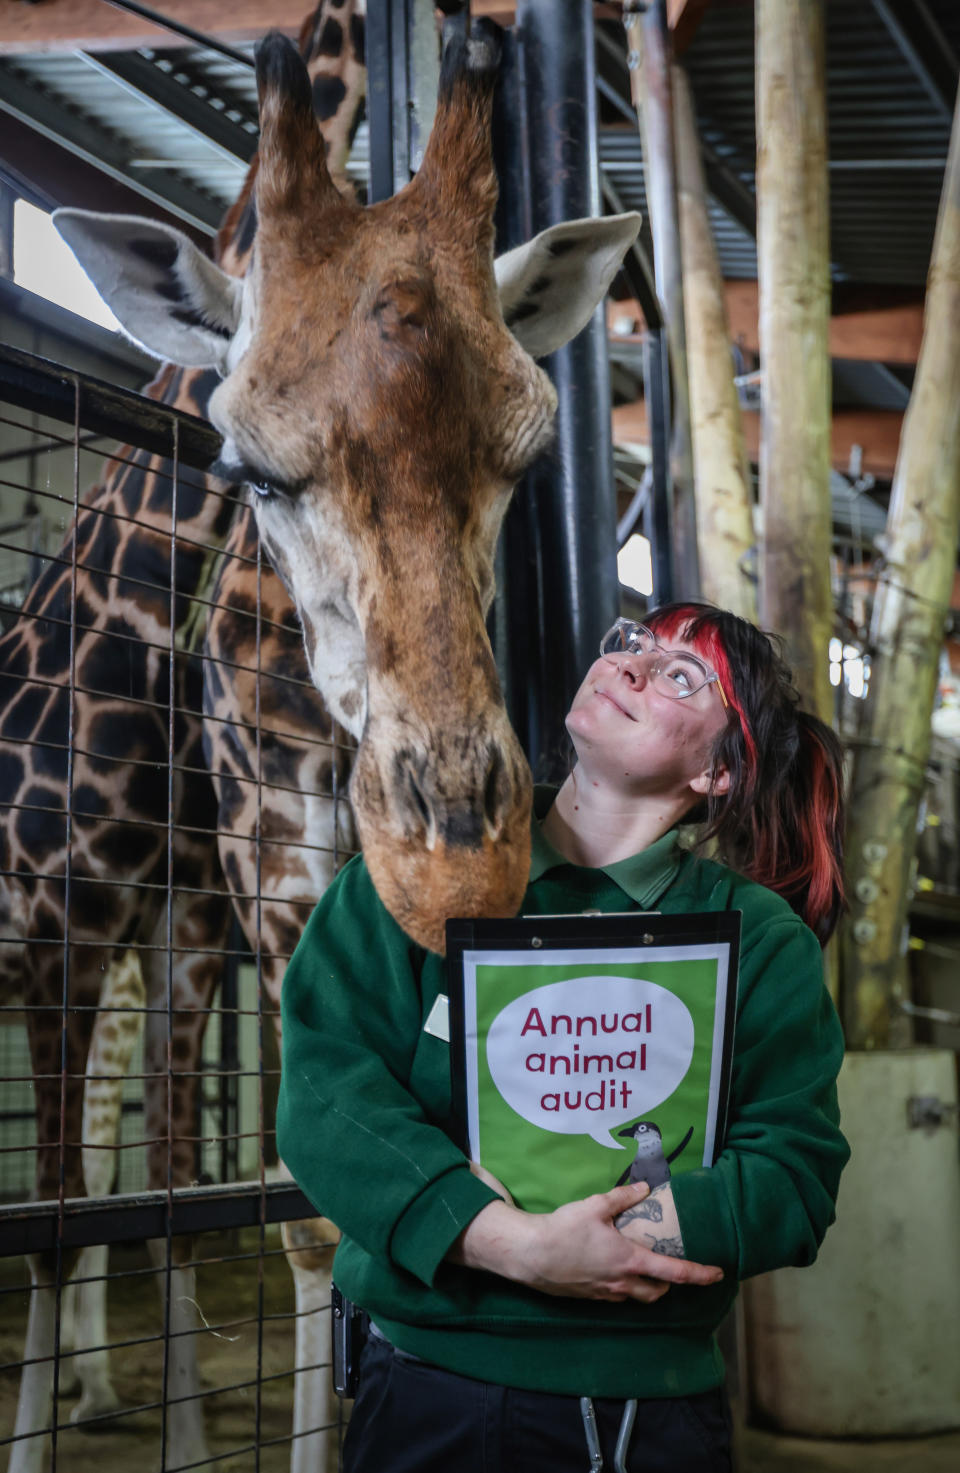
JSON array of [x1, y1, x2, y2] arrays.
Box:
[[0, 343, 355, 1473]]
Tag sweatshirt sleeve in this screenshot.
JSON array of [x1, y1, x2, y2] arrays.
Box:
[[276, 857, 498, 1287], [671, 916, 850, 1280]]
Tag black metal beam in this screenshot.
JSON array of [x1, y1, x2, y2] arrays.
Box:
[[0, 342, 221, 473], [98, 0, 256, 71], [698, 134, 757, 240], [366, 0, 442, 203], [871, 0, 959, 124], [642, 329, 673, 604], [511, 0, 619, 776], [0, 1181, 319, 1259], [601, 173, 660, 330], [82, 50, 258, 165], [363, 0, 401, 201]]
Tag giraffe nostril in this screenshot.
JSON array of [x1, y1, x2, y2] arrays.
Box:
[[482, 750, 510, 841], [398, 758, 438, 851]]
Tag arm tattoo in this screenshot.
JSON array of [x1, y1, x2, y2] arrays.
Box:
[[615, 1183, 687, 1258], [647, 1234, 684, 1258], [615, 1197, 664, 1226]]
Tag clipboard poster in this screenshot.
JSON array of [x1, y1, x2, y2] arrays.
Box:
[[446, 912, 741, 1215]]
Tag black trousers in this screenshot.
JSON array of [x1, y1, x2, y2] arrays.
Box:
[[343, 1334, 732, 1473]]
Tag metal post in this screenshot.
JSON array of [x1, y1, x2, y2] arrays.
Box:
[[499, 0, 619, 778], [366, 0, 443, 201], [625, 0, 700, 597], [643, 329, 674, 603]]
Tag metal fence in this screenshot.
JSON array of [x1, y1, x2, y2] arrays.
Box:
[[0, 342, 353, 1473]]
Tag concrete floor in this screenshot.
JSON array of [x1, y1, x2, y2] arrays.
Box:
[[737, 1423, 960, 1472]]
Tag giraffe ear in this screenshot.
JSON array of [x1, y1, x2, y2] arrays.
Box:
[[53, 210, 242, 371], [495, 212, 642, 360]]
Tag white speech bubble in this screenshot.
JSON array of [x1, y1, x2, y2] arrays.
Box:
[[485, 974, 694, 1148]]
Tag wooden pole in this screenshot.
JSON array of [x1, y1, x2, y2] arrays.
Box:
[[840, 80, 960, 1050], [755, 0, 833, 719], [673, 64, 757, 621], [624, 1, 700, 598]]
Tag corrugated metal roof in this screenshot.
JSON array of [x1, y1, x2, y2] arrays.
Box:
[[598, 0, 957, 289], [0, 41, 367, 234], [0, 2, 954, 286]]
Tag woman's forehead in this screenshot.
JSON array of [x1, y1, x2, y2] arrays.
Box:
[[649, 614, 702, 653]]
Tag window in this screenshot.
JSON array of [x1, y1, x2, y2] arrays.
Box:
[[617, 533, 653, 597], [13, 198, 120, 333]]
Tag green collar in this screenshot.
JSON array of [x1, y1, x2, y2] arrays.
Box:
[[530, 784, 685, 910]]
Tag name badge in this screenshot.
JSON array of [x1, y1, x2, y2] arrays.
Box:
[[423, 993, 450, 1042]]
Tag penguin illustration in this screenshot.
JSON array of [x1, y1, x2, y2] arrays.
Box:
[[615, 1121, 694, 1189]]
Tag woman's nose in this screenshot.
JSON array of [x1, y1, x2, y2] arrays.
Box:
[[617, 653, 649, 685]]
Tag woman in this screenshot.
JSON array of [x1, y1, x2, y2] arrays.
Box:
[[277, 602, 850, 1473]]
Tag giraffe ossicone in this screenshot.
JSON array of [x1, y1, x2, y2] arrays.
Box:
[[54, 25, 641, 954]]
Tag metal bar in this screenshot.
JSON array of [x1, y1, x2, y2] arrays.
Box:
[[601, 173, 660, 330], [643, 328, 674, 603], [365, 0, 398, 202], [0, 62, 222, 235], [0, 1183, 319, 1259], [626, 0, 700, 596], [79, 50, 258, 164], [0, 343, 221, 471], [490, 26, 537, 755], [870, 0, 959, 124], [0, 430, 108, 465], [367, 0, 439, 200], [513, 0, 620, 776], [100, 0, 256, 70]]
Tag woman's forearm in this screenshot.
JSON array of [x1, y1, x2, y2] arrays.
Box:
[[447, 1181, 721, 1304]]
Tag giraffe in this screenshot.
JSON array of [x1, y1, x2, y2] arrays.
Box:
[[0, 350, 237, 1472], [26, 10, 641, 1473], [0, 10, 365, 1473], [61, 21, 642, 954]]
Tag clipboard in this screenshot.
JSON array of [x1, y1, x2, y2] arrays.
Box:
[[446, 911, 740, 1214]]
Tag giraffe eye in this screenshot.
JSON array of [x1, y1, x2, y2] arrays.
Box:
[[250, 478, 276, 500]]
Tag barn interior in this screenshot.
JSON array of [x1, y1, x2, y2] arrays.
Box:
[[1, 2, 959, 1471]]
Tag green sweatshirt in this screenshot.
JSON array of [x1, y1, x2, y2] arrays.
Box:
[[278, 791, 849, 1399]]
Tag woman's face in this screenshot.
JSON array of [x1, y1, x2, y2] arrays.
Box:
[[565, 634, 731, 800]]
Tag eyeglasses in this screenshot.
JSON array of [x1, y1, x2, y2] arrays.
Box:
[[599, 619, 730, 708]]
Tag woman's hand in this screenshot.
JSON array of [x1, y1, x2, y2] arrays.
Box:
[[450, 1181, 723, 1304]]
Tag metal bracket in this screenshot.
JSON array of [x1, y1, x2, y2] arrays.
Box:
[[906, 1095, 960, 1131]]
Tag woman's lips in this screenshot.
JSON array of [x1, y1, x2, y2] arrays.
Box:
[[596, 687, 636, 720]]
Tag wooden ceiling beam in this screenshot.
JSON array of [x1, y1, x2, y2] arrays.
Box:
[[2, 1, 731, 57], [612, 399, 905, 480], [609, 281, 925, 365], [0, 0, 307, 57]]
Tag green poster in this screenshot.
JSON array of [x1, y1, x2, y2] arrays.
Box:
[[448, 915, 740, 1215]]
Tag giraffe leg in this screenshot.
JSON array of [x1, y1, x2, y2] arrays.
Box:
[[280, 1201, 342, 1473], [11, 961, 95, 1473], [67, 949, 146, 1425], [141, 897, 228, 1473], [10, 1257, 60, 1473]]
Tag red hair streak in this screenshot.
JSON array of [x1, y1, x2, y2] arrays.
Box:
[[645, 606, 758, 771]]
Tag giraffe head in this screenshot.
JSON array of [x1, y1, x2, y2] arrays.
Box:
[[54, 25, 640, 953]]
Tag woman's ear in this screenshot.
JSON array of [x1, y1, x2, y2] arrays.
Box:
[[690, 764, 730, 798]]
